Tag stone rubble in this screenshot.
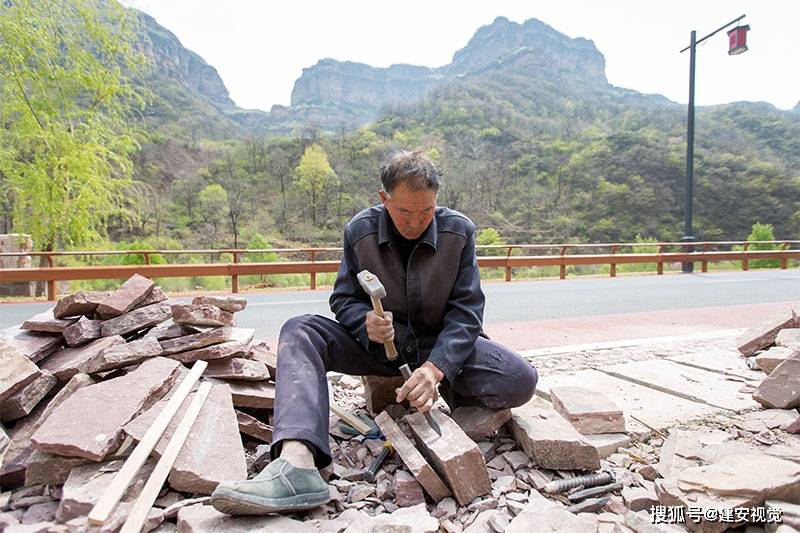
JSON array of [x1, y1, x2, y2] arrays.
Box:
[[3, 287, 800, 532]]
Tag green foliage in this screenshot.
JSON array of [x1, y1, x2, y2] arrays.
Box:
[[476, 227, 507, 256], [295, 144, 339, 226], [0, 0, 148, 251], [746, 222, 780, 269]]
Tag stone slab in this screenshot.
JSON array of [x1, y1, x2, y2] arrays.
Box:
[[203, 358, 270, 381], [235, 411, 273, 443], [601, 358, 760, 411], [549, 386, 626, 434], [756, 347, 796, 374], [0, 339, 41, 404], [667, 349, 762, 380], [24, 449, 88, 486], [56, 459, 155, 522], [507, 496, 599, 532], [136, 285, 168, 308], [62, 317, 103, 347], [192, 296, 247, 313], [0, 327, 61, 363], [85, 336, 163, 373], [159, 326, 233, 355], [124, 384, 247, 494], [96, 274, 156, 318], [535, 369, 717, 432], [220, 379, 275, 409], [374, 411, 451, 502], [0, 374, 94, 487], [172, 304, 234, 327], [509, 397, 601, 471], [21, 308, 77, 333], [362, 375, 405, 416], [145, 321, 198, 341], [737, 308, 800, 357], [753, 355, 800, 409], [776, 328, 800, 348], [450, 406, 512, 440], [101, 301, 172, 337], [168, 340, 248, 364], [53, 290, 111, 319], [405, 409, 491, 506], [1, 372, 57, 422], [39, 336, 125, 382], [584, 433, 631, 459], [246, 340, 276, 380], [177, 503, 316, 532], [31, 357, 181, 460]]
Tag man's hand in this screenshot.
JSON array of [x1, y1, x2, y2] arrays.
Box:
[[396, 361, 444, 413], [365, 310, 394, 344]]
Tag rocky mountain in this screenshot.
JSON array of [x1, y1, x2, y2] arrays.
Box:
[[137, 14, 629, 137]]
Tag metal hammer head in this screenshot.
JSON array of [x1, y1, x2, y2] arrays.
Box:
[[357, 270, 386, 299]]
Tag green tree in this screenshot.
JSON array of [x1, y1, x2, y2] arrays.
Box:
[[294, 144, 338, 226], [0, 0, 147, 251], [198, 184, 228, 246]]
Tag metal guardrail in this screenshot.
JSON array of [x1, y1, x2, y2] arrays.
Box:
[[1, 241, 798, 301]]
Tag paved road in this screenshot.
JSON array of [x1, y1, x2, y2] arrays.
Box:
[[2, 270, 798, 347]]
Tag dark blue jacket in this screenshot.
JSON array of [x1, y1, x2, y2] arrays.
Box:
[[329, 205, 485, 383]]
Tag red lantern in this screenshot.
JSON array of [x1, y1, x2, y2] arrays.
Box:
[[727, 25, 750, 55]]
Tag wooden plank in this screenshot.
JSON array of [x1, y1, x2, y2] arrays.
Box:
[[87, 360, 208, 525], [600, 359, 760, 411], [535, 369, 717, 432], [405, 410, 491, 506], [329, 402, 371, 436], [374, 412, 451, 502], [667, 350, 763, 381], [120, 382, 212, 533]]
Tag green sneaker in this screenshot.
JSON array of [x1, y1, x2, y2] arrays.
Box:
[[211, 458, 331, 515]]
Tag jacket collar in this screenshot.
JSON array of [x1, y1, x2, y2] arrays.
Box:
[[378, 205, 438, 251]]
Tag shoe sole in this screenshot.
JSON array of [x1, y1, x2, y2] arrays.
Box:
[[211, 487, 331, 515]]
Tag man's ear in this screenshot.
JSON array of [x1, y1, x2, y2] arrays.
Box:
[[379, 189, 389, 205]]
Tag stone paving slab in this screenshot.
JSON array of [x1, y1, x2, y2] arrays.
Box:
[[666, 349, 763, 380], [600, 359, 761, 411], [535, 369, 718, 431]]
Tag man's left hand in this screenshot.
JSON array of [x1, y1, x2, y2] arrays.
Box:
[[396, 361, 444, 413]]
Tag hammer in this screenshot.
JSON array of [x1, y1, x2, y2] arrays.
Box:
[[356, 269, 442, 437]]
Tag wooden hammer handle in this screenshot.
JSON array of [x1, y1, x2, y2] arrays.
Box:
[[370, 296, 399, 360]]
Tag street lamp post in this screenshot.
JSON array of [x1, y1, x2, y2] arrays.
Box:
[[679, 15, 748, 273]]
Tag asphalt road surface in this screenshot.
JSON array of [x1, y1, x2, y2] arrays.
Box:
[[2, 270, 798, 347]]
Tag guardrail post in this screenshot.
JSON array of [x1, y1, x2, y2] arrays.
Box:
[[657, 245, 664, 275], [780, 242, 788, 270], [742, 243, 749, 271], [610, 245, 618, 278], [560, 247, 567, 279], [309, 250, 317, 290], [701, 243, 709, 273], [45, 254, 56, 301], [232, 252, 239, 293], [505, 246, 512, 282], [143, 252, 150, 265]]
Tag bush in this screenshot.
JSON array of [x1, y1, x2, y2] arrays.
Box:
[[746, 223, 780, 269]]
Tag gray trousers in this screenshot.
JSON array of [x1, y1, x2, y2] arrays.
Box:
[[269, 314, 538, 468]]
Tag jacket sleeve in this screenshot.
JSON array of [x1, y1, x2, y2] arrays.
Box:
[[426, 224, 485, 383], [329, 228, 377, 353]]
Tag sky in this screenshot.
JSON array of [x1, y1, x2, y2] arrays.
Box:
[[123, 1, 799, 112]]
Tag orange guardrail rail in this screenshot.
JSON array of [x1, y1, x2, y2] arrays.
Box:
[[1, 241, 798, 300]]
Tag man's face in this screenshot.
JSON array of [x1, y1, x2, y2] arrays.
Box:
[[380, 181, 437, 240]]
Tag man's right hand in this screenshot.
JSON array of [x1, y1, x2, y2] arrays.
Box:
[[366, 310, 394, 344]]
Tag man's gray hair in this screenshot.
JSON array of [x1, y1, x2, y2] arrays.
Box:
[[380, 150, 441, 195]]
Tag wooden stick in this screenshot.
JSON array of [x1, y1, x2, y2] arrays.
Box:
[[88, 360, 208, 525], [119, 381, 212, 533], [329, 402, 372, 436]]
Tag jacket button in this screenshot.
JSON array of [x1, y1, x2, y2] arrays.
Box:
[[405, 346, 413, 353]]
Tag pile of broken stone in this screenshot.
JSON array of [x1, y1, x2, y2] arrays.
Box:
[[0, 274, 799, 533]]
